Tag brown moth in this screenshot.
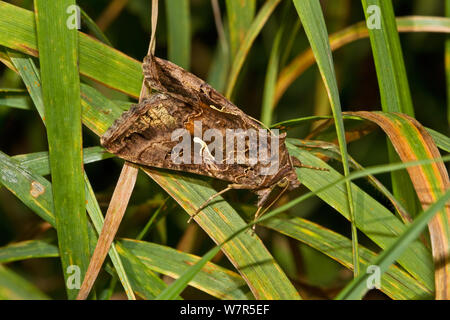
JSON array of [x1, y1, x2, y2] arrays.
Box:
[[101, 55, 312, 220]]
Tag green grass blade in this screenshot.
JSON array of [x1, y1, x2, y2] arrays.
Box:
[[0, 1, 142, 98], [361, 0, 419, 218], [0, 240, 58, 263], [165, 0, 190, 70], [0, 265, 49, 300], [293, 0, 359, 276], [79, 8, 112, 46], [120, 239, 253, 300], [260, 1, 290, 125], [361, 0, 414, 115], [287, 144, 435, 291], [33, 1, 89, 299], [225, 0, 256, 58], [225, 0, 281, 98], [275, 16, 450, 106], [349, 111, 450, 298], [0, 88, 30, 110], [6, 53, 135, 299], [7, 50, 45, 119], [262, 216, 431, 299], [336, 189, 450, 300], [114, 245, 175, 300], [13, 147, 113, 176], [427, 128, 450, 153]]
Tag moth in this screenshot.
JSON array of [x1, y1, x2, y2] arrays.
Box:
[[101, 55, 320, 223]]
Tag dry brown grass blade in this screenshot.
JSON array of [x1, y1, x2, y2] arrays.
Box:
[[348, 111, 450, 299], [77, 0, 159, 300], [76, 162, 139, 300]]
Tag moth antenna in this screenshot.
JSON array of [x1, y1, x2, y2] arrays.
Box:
[[188, 185, 233, 223], [294, 163, 329, 172]]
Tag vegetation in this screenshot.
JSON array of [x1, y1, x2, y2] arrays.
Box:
[[0, 0, 448, 300]]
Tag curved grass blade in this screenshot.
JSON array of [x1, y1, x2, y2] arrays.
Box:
[[336, 189, 450, 300], [361, 0, 419, 228], [272, 114, 450, 153], [293, 0, 359, 276], [0, 240, 58, 264], [262, 216, 432, 299], [0, 150, 55, 225], [0, 265, 49, 300], [289, 138, 413, 224], [275, 16, 450, 106], [120, 239, 253, 300], [287, 145, 435, 291], [348, 111, 450, 299]]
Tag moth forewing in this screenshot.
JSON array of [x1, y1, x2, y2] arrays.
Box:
[[101, 54, 303, 218]]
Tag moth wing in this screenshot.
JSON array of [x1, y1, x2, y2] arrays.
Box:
[[100, 93, 263, 185], [142, 55, 250, 118]]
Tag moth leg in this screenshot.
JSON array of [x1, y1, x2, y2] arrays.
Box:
[[188, 184, 242, 223], [252, 182, 290, 233]]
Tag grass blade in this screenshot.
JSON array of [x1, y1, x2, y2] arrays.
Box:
[[336, 189, 450, 300], [293, 0, 359, 276], [260, 1, 290, 125], [165, 0, 190, 70], [349, 111, 450, 299], [0, 88, 30, 110], [77, 163, 138, 300], [0, 265, 49, 300], [262, 216, 431, 299], [447, 0, 450, 127], [13, 147, 113, 176], [275, 16, 450, 106], [120, 239, 253, 300], [361, 0, 418, 219], [0, 240, 58, 263], [287, 145, 435, 290]]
